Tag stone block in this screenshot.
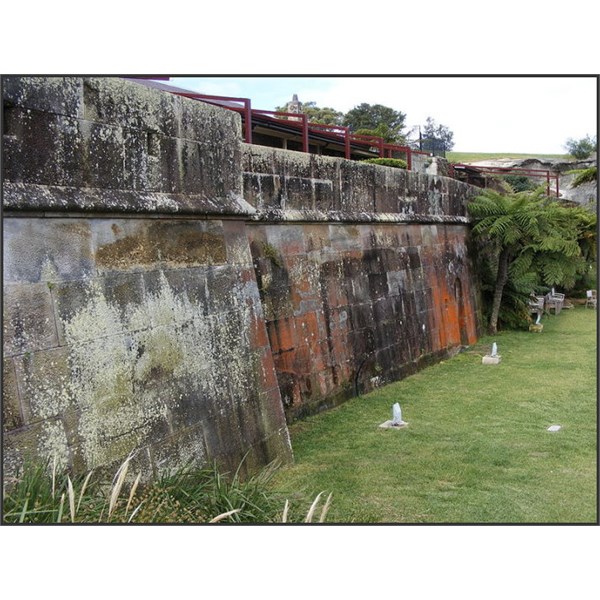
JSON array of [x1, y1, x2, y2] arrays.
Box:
[[312, 179, 335, 212], [3, 76, 83, 118], [92, 218, 227, 274], [52, 278, 131, 345], [3, 283, 59, 356], [243, 173, 279, 209], [482, 355, 501, 365], [3, 358, 23, 430], [2, 421, 47, 481], [3, 107, 86, 187], [150, 424, 208, 475], [142, 268, 209, 314], [3, 218, 94, 283], [123, 128, 150, 190], [223, 221, 254, 267], [78, 120, 127, 189], [267, 317, 297, 354], [13, 347, 73, 422]]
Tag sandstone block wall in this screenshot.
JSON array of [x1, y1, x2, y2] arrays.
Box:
[[3, 77, 482, 480], [241, 145, 480, 420], [3, 77, 291, 479]]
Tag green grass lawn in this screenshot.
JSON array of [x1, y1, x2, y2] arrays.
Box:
[[447, 151, 571, 164], [271, 307, 597, 523]]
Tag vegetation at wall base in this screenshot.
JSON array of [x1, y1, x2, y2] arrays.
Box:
[[2, 457, 328, 524], [270, 307, 596, 523]]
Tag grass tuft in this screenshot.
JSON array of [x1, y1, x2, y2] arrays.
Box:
[[3, 456, 323, 524]]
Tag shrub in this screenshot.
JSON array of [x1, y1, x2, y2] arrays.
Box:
[[362, 158, 407, 169], [564, 135, 597, 159], [503, 175, 537, 193]]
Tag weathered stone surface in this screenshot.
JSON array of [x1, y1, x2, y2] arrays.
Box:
[[3, 217, 94, 283], [249, 221, 480, 421], [13, 347, 72, 423], [242, 144, 476, 223], [3, 358, 23, 431], [2, 76, 483, 483], [93, 218, 228, 273], [3, 182, 255, 216], [3, 77, 244, 205], [3, 76, 83, 118], [3, 283, 59, 356]]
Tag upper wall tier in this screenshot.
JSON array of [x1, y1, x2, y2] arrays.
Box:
[[242, 144, 477, 223]]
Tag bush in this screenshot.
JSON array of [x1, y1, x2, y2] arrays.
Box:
[[503, 175, 537, 193], [564, 135, 597, 159], [361, 158, 407, 169]]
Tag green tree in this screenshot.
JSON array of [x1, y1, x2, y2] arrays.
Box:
[[275, 100, 343, 125], [422, 116, 455, 152], [343, 103, 407, 144], [564, 134, 597, 159], [468, 188, 587, 334]]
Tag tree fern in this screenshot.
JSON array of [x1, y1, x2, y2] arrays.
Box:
[[468, 188, 593, 333]]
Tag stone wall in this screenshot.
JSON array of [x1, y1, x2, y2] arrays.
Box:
[[241, 145, 481, 420], [3, 77, 482, 480], [2, 77, 292, 479]]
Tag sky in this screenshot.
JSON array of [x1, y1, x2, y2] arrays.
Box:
[[165, 76, 597, 155]]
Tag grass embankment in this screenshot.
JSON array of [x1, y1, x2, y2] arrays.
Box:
[[447, 151, 571, 164], [271, 307, 597, 523]]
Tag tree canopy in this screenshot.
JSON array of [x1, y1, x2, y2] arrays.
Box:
[[564, 134, 597, 159], [275, 100, 343, 126], [343, 103, 407, 144], [422, 116, 455, 152]]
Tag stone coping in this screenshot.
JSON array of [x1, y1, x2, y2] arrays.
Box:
[[4, 183, 471, 225]]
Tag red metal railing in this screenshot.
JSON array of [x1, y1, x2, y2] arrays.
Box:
[[162, 87, 432, 170], [450, 164, 560, 197], [252, 109, 310, 152], [307, 123, 352, 158]]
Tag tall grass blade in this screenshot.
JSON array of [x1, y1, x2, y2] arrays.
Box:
[[126, 473, 142, 516], [128, 501, 145, 523], [209, 508, 242, 523], [304, 492, 324, 523], [51, 455, 57, 500], [281, 499, 289, 523], [77, 471, 94, 513], [19, 499, 29, 523], [319, 493, 333, 523], [57, 492, 65, 523], [108, 455, 131, 520], [67, 476, 75, 523]]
